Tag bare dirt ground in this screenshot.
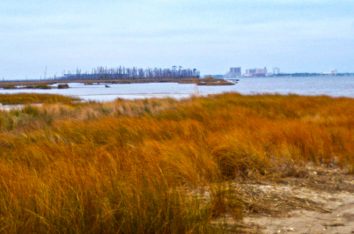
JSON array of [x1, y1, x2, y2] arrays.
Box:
[[243, 166, 354, 234], [216, 166, 354, 233]]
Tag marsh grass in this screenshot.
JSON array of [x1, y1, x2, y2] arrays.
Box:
[[0, 93, 78, 105], [0, 93, 353, 233]]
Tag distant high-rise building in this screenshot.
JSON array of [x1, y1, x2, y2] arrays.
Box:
[[225, 67, 242, 78], [245, 67, 268, 77], [273, 67, 280, 75]]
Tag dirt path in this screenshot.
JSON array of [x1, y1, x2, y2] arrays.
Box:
[[240, 167, 354, 234]]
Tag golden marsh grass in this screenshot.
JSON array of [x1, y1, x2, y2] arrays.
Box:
[[0, 93, 353, 233]]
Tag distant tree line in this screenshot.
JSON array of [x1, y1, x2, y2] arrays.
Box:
[[61, 66, 200, 80]]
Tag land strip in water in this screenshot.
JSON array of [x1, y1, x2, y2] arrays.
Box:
[[0, 77, 234, 90]]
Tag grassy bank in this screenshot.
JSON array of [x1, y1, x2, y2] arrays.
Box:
[[0, 93, 79, 105], [0, 93, 353, 233]]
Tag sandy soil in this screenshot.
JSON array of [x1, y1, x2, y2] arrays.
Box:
[[239, 166, 354, 234], [0, 103, 42, 111], [0, 104, 24, 111]]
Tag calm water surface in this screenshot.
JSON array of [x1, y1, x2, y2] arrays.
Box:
[[0, 76, 353, 102]]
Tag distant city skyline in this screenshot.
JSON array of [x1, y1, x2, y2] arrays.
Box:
[[1, 0, 354, 79]]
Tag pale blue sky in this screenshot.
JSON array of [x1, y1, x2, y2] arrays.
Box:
[[1, 0, 354, 79]]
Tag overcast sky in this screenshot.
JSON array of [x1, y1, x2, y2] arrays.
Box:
[[1, 0, 354, 79]]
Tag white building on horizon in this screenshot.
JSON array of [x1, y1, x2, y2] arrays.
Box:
[[225, 67, 242, 78], [244, 67, 268, 77]]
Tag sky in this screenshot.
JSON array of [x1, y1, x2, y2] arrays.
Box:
[[1, 0, 354, 79]]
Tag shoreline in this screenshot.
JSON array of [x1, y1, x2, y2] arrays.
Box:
[[0, 77, 234, 89]]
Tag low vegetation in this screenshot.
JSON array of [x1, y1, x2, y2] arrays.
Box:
[[197, 77, 235, 86], [24, 84, 52, 89], [0, 93, 79, 105], [0, 93, 353, 233], [0, 84, 52, 90]]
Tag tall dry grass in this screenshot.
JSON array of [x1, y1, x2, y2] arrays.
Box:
[[0, 93, 78, 105], [0, 93, 353, 233]]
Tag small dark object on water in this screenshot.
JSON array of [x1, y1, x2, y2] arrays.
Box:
[[105, 85, 110, 88], [57, 84, 69, 89]]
